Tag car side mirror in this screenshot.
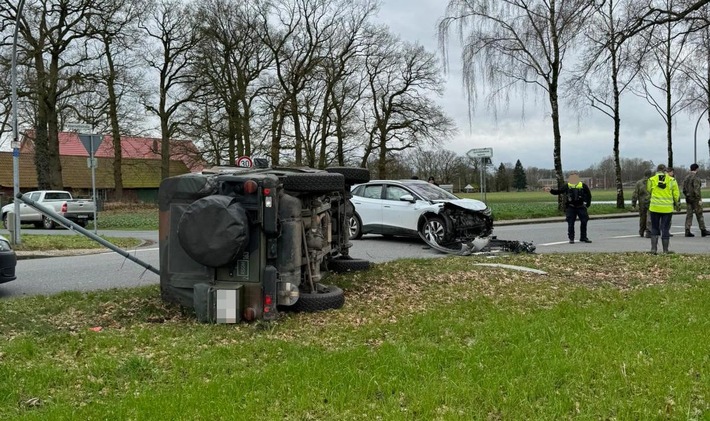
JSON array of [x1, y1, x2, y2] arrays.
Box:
[[400, 194, 415, 203]]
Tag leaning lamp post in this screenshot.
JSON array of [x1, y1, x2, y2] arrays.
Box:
[[11, 0, 26, 245]]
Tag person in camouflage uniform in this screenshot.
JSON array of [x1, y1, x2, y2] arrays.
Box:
[[682, 163, 710, 237], [631, 169, 653, 237]]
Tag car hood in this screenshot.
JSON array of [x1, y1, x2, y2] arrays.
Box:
[[433, 198, 488, 212]]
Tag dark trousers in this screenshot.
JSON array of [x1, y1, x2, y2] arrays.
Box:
[[685, 200, 706, 231], [650, 211, 672, 239], [565, 206, 589, 240], [638, 203, 650, 235]]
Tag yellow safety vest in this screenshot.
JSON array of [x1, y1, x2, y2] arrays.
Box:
[[647, 172, 679, 213]]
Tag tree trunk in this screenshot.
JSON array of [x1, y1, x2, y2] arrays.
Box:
[[549, 88, 564, 212], [106, 47, 123, 200]]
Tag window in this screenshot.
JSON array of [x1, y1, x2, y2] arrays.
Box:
[[362, 185, 382, 199], [29, 192, 41, 201], [44, 192, 71, 201], [385, 186, 410, 201]]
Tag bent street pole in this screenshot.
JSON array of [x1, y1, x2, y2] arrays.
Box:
[[11, 0, 26, 245], [16, 192, 160, 276]]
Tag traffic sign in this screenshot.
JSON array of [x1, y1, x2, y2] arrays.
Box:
[[236, 156, 253, 168], [66, 123, 93, 133], [78, 134, 104, 155], [466, 147, 493, 159]]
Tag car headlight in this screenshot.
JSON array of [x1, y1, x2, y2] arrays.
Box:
[[482, 207, 492, 217], [0, 239, 12, 251]]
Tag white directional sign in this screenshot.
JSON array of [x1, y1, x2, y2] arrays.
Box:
[[466, 147, 493, 159]]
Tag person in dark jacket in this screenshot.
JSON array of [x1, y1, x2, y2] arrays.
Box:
[[631, 169, 653, 237], [682, 163, 710, 237], [546, 171, 592, 244]]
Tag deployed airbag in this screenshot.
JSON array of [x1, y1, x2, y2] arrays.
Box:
[[177, 195, 250, 267]]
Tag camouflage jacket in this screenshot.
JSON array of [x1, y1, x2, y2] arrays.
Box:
[[631, 177, 650, 207], [682, 172, 702, 202]]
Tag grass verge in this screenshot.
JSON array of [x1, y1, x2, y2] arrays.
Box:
[[12, 235, 143, 251], [1, 253, 708, 419]]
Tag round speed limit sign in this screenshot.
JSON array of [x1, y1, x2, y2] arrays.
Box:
[[236, 156, 253, 168]]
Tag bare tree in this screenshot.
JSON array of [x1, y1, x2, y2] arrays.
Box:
[[439, 0, 601, 211], [633, 0, 691, 168], [0, 0, 100, 189], [681, 4, 710, 161], [189, 0, 273, 165], [361, 28, 455, 178], [141, 0, 202, 180], [573, 0, 647, 208], [81, 0, 150, 200]]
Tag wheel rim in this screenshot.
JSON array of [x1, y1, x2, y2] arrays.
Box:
[[348, 216, 359, 238], [43, 217, 52, 229], [424, 219, 445, 244]]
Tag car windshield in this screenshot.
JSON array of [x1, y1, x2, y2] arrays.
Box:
[[407, 183, 459, 201]]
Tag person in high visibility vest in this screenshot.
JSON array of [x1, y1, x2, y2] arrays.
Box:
[[546, 171, 593, 244], [647, 163, 681, 254]]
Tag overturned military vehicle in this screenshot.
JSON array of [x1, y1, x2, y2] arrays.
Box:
[[159, 164, 371, 323]]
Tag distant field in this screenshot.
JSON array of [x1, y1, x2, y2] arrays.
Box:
[[459, 189, 626, 203]]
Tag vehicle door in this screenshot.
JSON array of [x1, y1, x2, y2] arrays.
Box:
[[350, 184, 383, 233], [21, 192, 43, 222], [381, 184, 421, 236]]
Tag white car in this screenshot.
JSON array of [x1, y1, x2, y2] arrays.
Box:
[[349, 180, 494, 252]]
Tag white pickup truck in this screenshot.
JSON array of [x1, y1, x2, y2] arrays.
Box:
[[2, 190, 96, 229]]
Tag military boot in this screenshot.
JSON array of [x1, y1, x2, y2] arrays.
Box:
[[662, 238, 674, 254], [701, 229, 710, 237], [650, 235, 658, 255], [685, 230, 695, 237]]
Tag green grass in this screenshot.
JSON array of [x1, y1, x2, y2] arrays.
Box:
[[12, 234, 143, 251], [1, 253, 708, 419]]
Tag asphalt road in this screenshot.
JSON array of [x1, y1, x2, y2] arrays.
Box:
[[2, 214, 709, 299]]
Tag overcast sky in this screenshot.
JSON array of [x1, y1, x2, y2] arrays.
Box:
[[377, 0, 709, 171]]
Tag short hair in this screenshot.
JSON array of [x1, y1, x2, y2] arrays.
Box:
[[657, 164, 667, 172], [644, 169, 653, 177], [691, 163, 699, 171], [569, 170, 579, 175], [666, 167, 674, 173], [428, 176, 435, 181]]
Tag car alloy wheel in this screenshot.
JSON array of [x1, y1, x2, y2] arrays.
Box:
[[422, 216, 445, 244], [348, 215, 362, 239]]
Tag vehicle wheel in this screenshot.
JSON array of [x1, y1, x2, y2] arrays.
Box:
[[420, 215, 445, 245], [43, 216, 56, 230], [283, 172, 344, 193], [1, 214, 6, 230], [349, 214, 362, 239], [325, 167, 370, 185], [76, 220, 87, 228], [287, 284, 345, 312], [327, 257, 370, 273]]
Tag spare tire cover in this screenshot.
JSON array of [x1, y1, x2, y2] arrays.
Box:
[[177, 195, 250, 267]]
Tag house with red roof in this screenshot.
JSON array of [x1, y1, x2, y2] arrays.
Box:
[[0, 131, 204, 203], [20, 131, 204, 173]]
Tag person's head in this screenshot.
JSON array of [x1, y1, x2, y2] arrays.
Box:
[[411, 175, 419, 180], [644, 169, 653, 178], [691, 163, 699, 172], [567, 170, 580, 185], [657, 163, 667, 172], [666, 167, 674, 176], [428, 176, 435, 183]]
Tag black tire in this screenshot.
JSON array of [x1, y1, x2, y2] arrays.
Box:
[[349, 214, 362, 239], [76, 220, 87, 228], [325, 167, 370, 185], [283, 172, 344, 193], [43, 216, 56, 230], [420, 215, 445, 245], [288, 284, 345, 312], [327, 257, 370, 273]]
